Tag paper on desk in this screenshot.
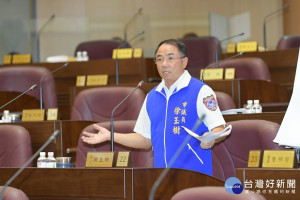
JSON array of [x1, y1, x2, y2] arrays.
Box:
[[181, 125, 232, 144]]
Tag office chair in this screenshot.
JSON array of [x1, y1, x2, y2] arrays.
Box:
[[71, 87, 145, 122], [276, 35, 300, 50], [74, 39, 131, 60], [171, 186, 266, 200], [75, 120, 153, 167], [212, 120, 285, 181], [215, 91, 236, 111], [0, 186, 29, 200], [0, 125, 33, 167], [0, 66, 58, 110], [179, 36, 221, 78], [218, 57, 271, 81]]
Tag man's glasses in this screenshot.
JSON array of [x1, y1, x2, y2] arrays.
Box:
[[154, 56, 185, 65]]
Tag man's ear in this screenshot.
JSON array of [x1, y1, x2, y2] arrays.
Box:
[[183, 57, 188, 69]]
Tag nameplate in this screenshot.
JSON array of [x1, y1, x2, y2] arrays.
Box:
[[12, 54, 32, 64], [237, 41, 258, 52], [133, 48, 143, 58], [248, 150, 262, 168], [3, 55, 12, 64], [226, 43, 236, 53], [47, 108, 58, 121], [262, 150, 295, 168], [225, 68, 235, 79], [22, 109, 45, 121], [85, 152, 114, 167], [76, 75, 86, 86], [86, 74, 108, 86], [116, 151, 131, 167], [200, 68, 224, 81], [112, 48, 133, 59]]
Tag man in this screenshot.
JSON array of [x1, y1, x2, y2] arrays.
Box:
[[82, 39, 227, 175]]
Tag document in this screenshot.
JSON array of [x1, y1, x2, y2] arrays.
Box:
[[181, 125, 232, 144]]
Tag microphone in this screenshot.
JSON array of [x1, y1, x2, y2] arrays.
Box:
[[263, 4, 289, 51], [201, 51, 245, 82], [124, 8, 143, 42], [0, 84, 38, 111], [0, 130, 60, 200], [40, 62, 69, 109], [216, 32, 245, 68], [115, 30, 145, 85], [110, 81, 144, 152], [34, 14, 55, 63], [148, 116, 204, 200]]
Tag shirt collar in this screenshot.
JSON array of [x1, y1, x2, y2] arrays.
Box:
[[156, 70, 191, 93]]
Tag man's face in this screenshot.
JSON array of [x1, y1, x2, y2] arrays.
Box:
[[155, 43, 188, 88]]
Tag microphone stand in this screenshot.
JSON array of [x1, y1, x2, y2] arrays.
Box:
[[110, 81, 144, 152], [0, 130, 60, 200], [124, 8, 143, 42]]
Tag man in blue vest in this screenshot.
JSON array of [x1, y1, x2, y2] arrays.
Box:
[[82, 39, 227, 175]]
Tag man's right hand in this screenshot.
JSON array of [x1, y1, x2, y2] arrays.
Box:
[[81, 124, 110, 144]]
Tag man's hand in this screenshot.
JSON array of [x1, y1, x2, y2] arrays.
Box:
[[82, 124, 110, 144]]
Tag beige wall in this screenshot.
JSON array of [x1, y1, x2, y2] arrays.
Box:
[[37, 0, 284, 61]]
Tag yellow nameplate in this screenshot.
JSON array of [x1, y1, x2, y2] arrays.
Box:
[[226, 43, 236, 53], [200, 68, 224, 81], [262, 150, 295, 168], [116, 151, 131, 167], [3, 55, 12, 64], [12, 54, 32, 64], [248, 150, 262, 168], [237, 41, 258, 52], [22, 109, 45, 121], [225, 68, 235, 79], [133, 48, 143, 58], [86, 74, 108, 86], [47, 108, 58, 121], [85, 152, 114, 167], [76, 75, 86, 86], [112, 48, 133, 59]]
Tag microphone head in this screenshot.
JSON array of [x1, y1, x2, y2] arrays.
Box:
[[138, 7, 143, 13], [284, 4, 289, 9], [240, 32, 245, 36], [51, 14, 55, 19], [30, 84, 38, 90], [239, 51, 246, 56], [138, 80, 144, 87]]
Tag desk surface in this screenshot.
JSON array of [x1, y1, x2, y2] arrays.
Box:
[[0, 167, 224, 200]]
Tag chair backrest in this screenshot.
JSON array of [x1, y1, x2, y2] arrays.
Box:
[[74, 40, 131, 60], [75, 120, 153, 167], [0, 125, 33, 167], [171, 186, 266, 200], [276, 35, 300, 50], [0, 186, 29, 200], [0, 66, 58, 110], [218, 57, 271, 81], [71, 87, 146, 122], [179, 36, 221, 78], [215, 91, 236, 111], [212, 120, 285, 181]]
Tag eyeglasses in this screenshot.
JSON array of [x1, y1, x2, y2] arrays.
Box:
[[154, 56, 185, 64]]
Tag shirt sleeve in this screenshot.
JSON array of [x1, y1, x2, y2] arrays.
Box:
[[134, 95, 151, 139], [197, 85, 226, 131]]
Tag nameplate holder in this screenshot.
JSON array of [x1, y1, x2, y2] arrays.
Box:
[[226, 43, 236, 53], [225, 68, 235, 79], [3, 55, 12, 64], [47, 108, 58, 121], [112, 48, 133, 59], [76, 75, 86, 86], [200, 68, 224, 81], [262, 150, 295, 168], [237, 41, 258, 52], [85, 152, 114, 167], [12, 54, 32, 64], [133, 48, 143, 58], [22, 109, 45, 121], [248, 150, 262, 168], [116, 151, 131, 167], [86, 74, 108, 86]]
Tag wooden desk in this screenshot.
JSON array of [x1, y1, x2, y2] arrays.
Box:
[[236, 168, 300, 200], [0, 168, 224, 200], [223, 112, 285, 125], [223, 49, 299, 90]]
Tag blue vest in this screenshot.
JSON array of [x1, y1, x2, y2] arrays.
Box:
[[146, 78, 212, 175]]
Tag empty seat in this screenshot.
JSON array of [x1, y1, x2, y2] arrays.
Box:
[[276, 35, 300, 50], [0, 186, 29, 200], [215, 91, 236, 111]]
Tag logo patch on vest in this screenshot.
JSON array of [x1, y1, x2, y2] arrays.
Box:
[[203, 95, 217, 111]]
